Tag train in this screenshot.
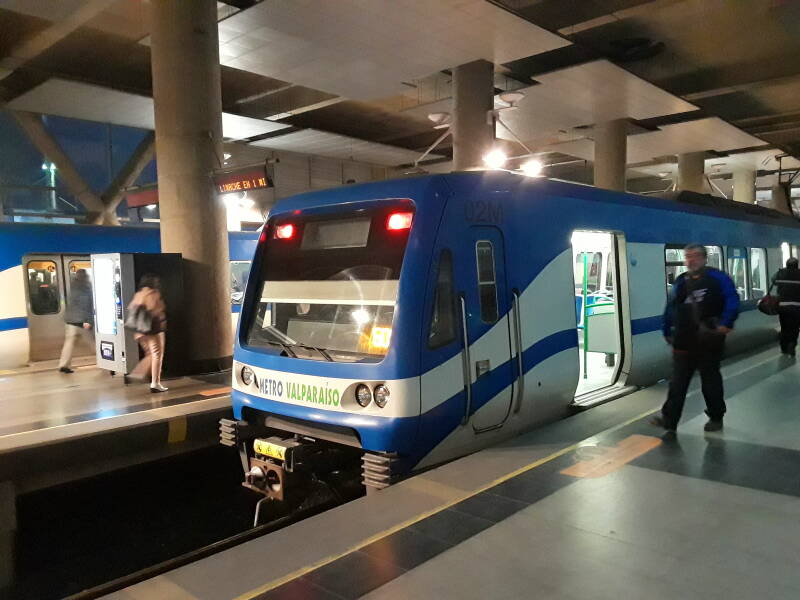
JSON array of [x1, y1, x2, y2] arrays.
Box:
[[0, 222, 258, 369], [225, 171, 800, 497]]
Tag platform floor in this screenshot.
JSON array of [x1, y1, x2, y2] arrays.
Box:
[[0, 364, 231, 452], [111, 346, 800, 600]]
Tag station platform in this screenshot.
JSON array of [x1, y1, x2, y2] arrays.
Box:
[[0, 364, 233, 495], [110, 345, 800, 600]]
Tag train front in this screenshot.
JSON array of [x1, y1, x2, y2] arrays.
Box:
[[224, 180, 441, 500]]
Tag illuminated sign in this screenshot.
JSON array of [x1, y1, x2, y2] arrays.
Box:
[[214, 165, 272, 195]]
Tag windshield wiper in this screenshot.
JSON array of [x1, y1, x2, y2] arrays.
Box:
[[298, 344, 334, 362], [271, 340, 298, 358]]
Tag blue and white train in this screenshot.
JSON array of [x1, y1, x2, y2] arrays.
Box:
[[0, 222, 258, 369], [227, 172, 800, 495]]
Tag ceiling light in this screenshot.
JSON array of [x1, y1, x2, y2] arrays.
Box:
[[483, 149, 507, 170], [520, 159, 544, 177], [427, 112, 452, 129], [498, 91, 525, 107]]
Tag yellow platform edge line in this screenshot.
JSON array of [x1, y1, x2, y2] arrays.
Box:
[[235, 404, 661, 600]]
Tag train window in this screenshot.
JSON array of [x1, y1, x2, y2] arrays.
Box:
[[230, 261, 251, 305], [574, 252, 602, 293], [749, 248, 768, 299], [68, 260, 92, 282], [27, 260, 60, 315], [664, 246, 686, 294], [476, 241, 498, 323], [781, 242, 792, 266], [727, 247, 750, 300], [705, 246, 723, 270], [428, 250, 456, 348]]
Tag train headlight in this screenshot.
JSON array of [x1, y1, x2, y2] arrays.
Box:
[[373, 384, 390, 408], [355, 383, 372, 407], [241, 366, 255, 386]]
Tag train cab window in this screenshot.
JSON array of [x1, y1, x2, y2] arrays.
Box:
[[428, 250, 456, 348], [476, 241, 498, 323], [230, 261, 251, 305], [749, 248, 768, 299], [246, 205, 412, 361], [727, 247, 750, 300], [27, 260, 60, 315]]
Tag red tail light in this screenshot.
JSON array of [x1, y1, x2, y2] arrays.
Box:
[[259, 229, 268, 243], [387, 212, 413, 231], [275, 224, 295, 240]]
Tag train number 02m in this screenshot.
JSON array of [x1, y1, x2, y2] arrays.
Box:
[[465, 200, 503, 224]]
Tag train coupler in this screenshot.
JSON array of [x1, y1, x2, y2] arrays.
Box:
[[243, 436, 307, 502]]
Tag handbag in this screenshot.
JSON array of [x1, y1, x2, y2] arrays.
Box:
[[757, 280, 779, 316], [124, 304, 157, 334]]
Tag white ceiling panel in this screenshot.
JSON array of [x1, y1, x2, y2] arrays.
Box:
[[497, 60, 697, 142], [629, 150, 800, 179], [218, 0, 569, 100], [7, 79, 289, 139], [251, 129, 437, 167], [545, 118, 767, 164]]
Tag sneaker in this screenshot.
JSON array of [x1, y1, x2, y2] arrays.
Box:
[[150, 383, 169, 393], [59, 367, 74, 374], [649, 414, 676, 433], [704, 419, 723, 432]]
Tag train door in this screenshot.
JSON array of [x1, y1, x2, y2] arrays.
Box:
[[23, 254, 66, 361], [23, 254, 93, 362], [63, 255, 94, 357], [571, 231, 623, 397], [462, 226, 514, 432]]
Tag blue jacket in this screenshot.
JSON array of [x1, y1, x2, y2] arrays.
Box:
[[663, 267, 739, 350]]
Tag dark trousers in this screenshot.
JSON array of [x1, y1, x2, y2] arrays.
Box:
[[779, 308, 800, 354], [662, 348, 725, 429]]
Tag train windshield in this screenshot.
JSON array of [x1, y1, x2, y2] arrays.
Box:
[[245, 203, 413, 362]]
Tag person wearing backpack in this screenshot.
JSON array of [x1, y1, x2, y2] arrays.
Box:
[[773, 257, 800, 357], [651, 244, 740, 433], [126, 274, 168, 392]]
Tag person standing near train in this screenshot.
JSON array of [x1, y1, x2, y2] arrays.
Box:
[[773, 257, 800, 357], [652, 244, 740, 433], [58, 269, 94, 374], [126, 274, 169, 393]]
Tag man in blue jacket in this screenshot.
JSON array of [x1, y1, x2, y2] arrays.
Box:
[[652, 244, 739, 433]]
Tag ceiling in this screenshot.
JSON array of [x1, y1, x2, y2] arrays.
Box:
[[0, 0, 798, 186]]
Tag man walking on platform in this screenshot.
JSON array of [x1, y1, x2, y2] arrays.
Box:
[[773, 257, 800, 357], [652, 244, 740, 433], [58, 269, 95, 374]]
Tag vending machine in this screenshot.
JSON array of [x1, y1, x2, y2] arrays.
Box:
[[90, 253, 185, 377]]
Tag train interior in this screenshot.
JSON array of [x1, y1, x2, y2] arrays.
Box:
[[571, 231, 623, 397]]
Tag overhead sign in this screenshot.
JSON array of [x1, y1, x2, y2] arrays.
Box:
[[126, 186, 159, 208], [214, 164, 272, 195]]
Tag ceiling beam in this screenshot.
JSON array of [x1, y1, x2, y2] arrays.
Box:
[[12, 110, 107, 223], [0, 0, 117, 81]]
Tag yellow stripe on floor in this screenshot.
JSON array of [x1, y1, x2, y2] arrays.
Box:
[[560, 434, 661, 478]]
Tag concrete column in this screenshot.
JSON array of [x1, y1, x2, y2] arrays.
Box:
[[732, 169, 756, 204], [452, 60, 495, 171], [677, 152, 706, 193], [150, 0, 232, 372], [771, 183, 793, 215], [593, 119, 627, 191]]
